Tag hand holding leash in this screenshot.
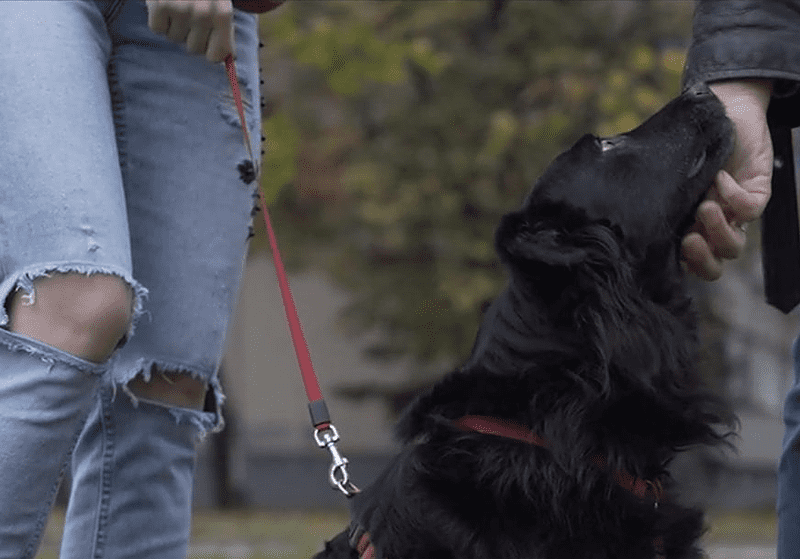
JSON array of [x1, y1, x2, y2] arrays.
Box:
[[146, 0, 236, 63]]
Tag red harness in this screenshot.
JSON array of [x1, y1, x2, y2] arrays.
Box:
[[454, 415, 665, 504], [351, 415, 666, 559]]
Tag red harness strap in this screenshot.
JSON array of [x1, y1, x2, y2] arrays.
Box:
[[455, 415, 664, 504], [349, 415, 667, 559], [454, 415, 666, 559], [455, 415, 548, 446], [355, 533, 377, 559]]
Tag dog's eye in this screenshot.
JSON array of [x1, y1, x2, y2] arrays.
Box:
[[598, 138, 623, 152]]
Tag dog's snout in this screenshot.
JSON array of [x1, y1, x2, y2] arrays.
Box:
[[686, 83, 713, 97]]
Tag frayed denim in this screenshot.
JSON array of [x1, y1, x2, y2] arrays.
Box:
[[0, 330, 105, 557], [60, 380, 215, 558], [0, 0, 261, 556]]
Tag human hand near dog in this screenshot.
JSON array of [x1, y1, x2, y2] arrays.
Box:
[[146, 0, 235, 63], [681, 79, 773, 280]]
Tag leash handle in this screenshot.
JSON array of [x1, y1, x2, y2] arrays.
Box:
[[224, 54, 357, 497]]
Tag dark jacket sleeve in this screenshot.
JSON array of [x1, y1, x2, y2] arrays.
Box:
[[683, 0, 800, 314], [232, 0, 284, 14], [683, 0, 800, 124]]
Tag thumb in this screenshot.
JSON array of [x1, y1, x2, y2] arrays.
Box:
[[228, 21, 237, 61], [715, 169, 771, 224]]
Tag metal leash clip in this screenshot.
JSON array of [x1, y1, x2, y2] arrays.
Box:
[[314, 424, 359, 497]]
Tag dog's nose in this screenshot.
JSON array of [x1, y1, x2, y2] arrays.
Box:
[[686, 82, 713, 97]]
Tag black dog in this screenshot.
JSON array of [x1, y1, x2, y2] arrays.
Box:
[[315, 84, 737, 559]]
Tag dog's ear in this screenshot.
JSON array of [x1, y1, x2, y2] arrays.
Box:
[[496, 209, 590, 269]]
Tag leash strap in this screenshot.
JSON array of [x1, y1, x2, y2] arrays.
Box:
[[224, 54, 357, 497], [225, 55, 258, 173]]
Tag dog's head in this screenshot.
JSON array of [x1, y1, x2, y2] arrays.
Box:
[[468, 85, 735, 391], [498, 84, 734, 280]]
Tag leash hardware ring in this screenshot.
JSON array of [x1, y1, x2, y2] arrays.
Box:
[[646, 479, 662, 510], [314, 424, 358, 497]]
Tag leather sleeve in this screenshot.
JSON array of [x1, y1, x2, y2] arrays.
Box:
[[683, 0, 800, 124]]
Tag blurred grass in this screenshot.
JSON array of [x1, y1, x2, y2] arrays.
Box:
[[189, 508, 350, 558], [705, 507, 777, 543], [36, 506, 773, 558], [36, 507, 350, 559]]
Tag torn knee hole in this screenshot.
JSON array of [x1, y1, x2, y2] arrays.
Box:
[[128, 368, 208, 410]]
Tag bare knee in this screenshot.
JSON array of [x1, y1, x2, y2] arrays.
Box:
[[6, 272, 133, 363], [128, 367, 207, 410]]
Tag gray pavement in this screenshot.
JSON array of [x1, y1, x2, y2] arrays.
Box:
[[708, 544, 776, 559]]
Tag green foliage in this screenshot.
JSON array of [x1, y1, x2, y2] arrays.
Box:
[[257, 1, 695, 377], [260, 108, 301, 207]]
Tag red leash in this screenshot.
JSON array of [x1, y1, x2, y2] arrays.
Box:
[[225, 54, 357, 497], [456, 415, 665, 559]]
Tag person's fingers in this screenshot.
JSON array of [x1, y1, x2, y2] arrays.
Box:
[[715, 169, 771, 224], [695, 200, 747, 260], [205, 10, 235, 63], [147, 0, 170, 35], [146, 0, 234, 63], [165, 17, 191, 44], [682, 80, 772, 282], [152, 0, 192, 44], [681, 232, 723, 281], [680, 195, 747, 281], [185, 22, 212, 57]]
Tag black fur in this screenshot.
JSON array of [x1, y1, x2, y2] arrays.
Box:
[[314, 84, 737, 559]]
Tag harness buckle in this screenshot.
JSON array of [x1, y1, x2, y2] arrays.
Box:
[[314, 424, 360, 497]]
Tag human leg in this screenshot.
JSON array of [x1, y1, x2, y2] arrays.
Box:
[[778, 334, 800, 559], [59, 2, 262, 556], [8, 272, 133, 364], [0, 2, 150, 554], [0, 271, 137, 557], [0, 1, 150, 555]]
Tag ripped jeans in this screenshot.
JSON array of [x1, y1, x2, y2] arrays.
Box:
[[0, 1, 262, 557], [779, 335, 800, 558]]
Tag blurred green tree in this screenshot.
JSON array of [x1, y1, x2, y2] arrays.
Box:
[[255, 1, 696, 381]]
